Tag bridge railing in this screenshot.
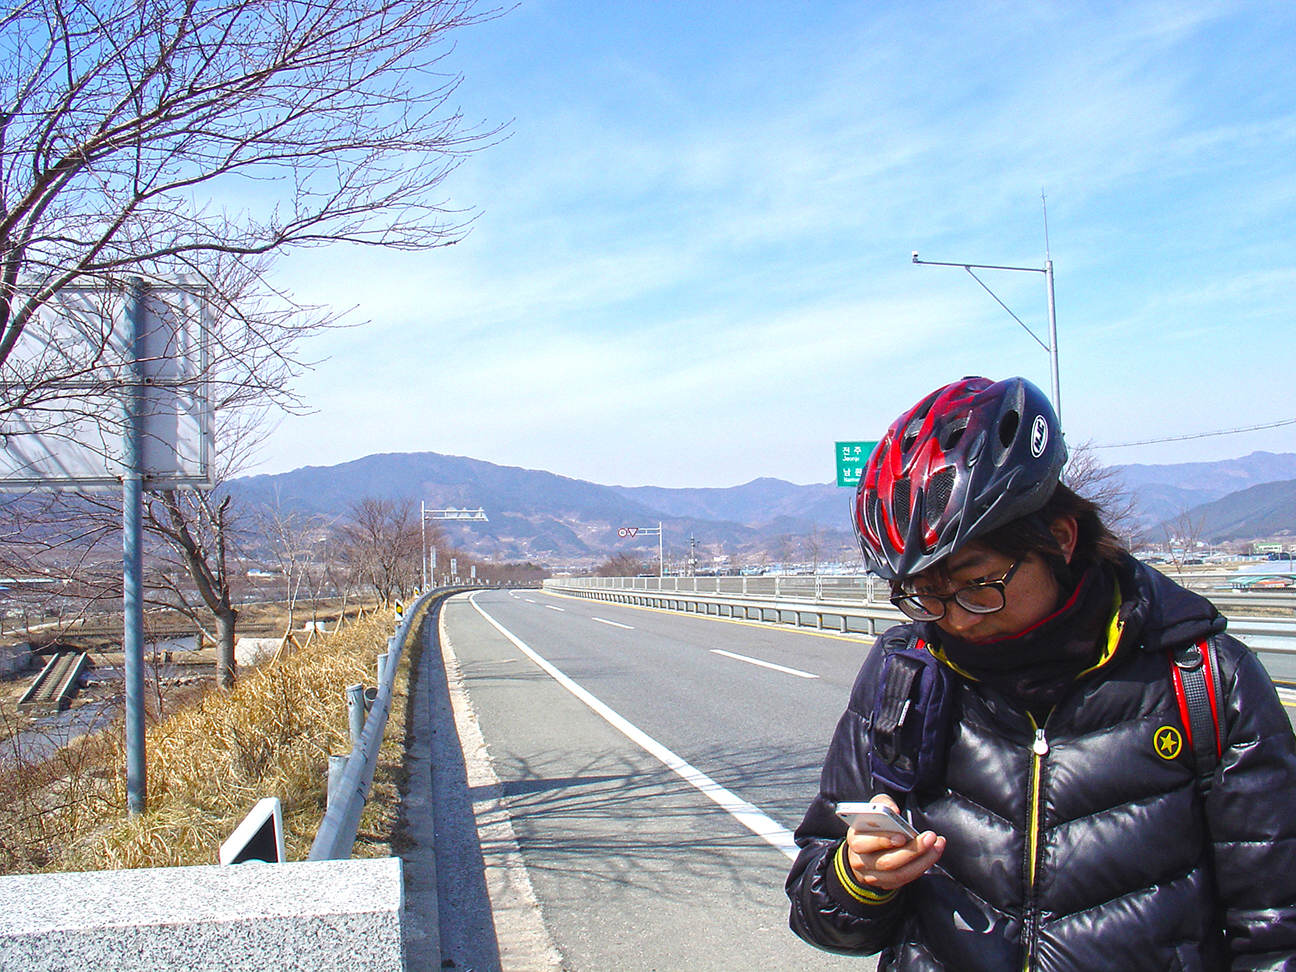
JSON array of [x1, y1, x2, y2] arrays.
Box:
[[543, 575, 1296, 655]]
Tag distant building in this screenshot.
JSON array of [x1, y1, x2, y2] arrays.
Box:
[[1229, 561, 1296, 590]]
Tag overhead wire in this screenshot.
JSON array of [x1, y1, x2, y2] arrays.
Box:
[[1096, 417, 1296, 449]]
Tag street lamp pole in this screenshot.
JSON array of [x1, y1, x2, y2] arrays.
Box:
[[912, 252, 1061, 425], [1045, 257, 1058, 421]]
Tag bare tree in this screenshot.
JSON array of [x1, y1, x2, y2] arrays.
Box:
[[256, 497, 330, 634], [777, 534, 797, 573], [1163, 511, 1208, 577], [1063, 440, 1143, 547], [11, 262, 336, 689], [143, 488, 241, 688], [805, 525, 824, 574], [0, 2, 500, 688], [336, 497, 422, 606], [596, 552, 646, 577], [0, 0, 499, 428]]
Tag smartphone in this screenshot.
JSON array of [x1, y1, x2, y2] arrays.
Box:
[[835, 802, 920, 839]]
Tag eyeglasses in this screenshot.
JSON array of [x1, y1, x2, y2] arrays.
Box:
[[890, 557, 1025, 622]]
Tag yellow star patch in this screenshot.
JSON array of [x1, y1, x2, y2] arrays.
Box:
[[1154, 725, 1183, 760]]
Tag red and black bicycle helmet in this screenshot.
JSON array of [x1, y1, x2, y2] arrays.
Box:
[[854, 376, 1066, 580]]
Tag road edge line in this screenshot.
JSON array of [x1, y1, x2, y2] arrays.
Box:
[[440, 599, 565, 970]]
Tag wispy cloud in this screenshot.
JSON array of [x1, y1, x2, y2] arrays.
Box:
[[264, 0, 1296, 484]]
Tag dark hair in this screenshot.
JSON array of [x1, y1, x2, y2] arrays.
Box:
[[975, 483, 1124, 584]]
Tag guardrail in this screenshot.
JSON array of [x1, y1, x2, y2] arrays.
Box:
[[309, 585, 472, 861], [544, 576, 1296, 655]]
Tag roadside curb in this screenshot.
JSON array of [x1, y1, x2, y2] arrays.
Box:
[[398, 605, 442, 971]]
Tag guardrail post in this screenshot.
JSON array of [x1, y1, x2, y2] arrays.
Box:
[[376, 652, 389, 685], [346, 684, 366, 747]]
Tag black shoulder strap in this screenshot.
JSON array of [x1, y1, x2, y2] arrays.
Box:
[[1171, 635, 1224, 794], [872, 630, 924, 768]]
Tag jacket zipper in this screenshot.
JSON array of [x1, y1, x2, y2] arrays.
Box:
[[1022, 718, 1049, 972]]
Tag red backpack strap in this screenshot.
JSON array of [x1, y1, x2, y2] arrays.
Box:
[[1170, 637, 1224, 793]]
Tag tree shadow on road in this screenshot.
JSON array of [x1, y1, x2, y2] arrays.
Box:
[[476, 742, 826, 901]]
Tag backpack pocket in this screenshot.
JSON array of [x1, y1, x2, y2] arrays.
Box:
[[869, 643, 955, 793]]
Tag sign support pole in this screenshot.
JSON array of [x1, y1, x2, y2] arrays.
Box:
[[123, 278, 147, 815]]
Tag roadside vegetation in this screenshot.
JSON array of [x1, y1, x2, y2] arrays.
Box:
[[0, 604, 415, 875]]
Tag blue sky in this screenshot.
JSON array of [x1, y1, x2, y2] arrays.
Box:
[[265, 0, 1296, 488]]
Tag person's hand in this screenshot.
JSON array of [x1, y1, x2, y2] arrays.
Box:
[[844, 794, 945, 892]]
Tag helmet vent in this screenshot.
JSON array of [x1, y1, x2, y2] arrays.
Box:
[[998, 410, 1020, 448], [901, 419, 923, 453], [926, 469, 955, 526], [940, 422, 967, 452], [892, 480, 912, 534]]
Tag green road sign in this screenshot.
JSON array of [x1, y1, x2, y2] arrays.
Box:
[[836, 441, 877, 488]]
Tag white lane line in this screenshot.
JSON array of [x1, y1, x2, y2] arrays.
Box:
[[711, 649, 819, 680], [545, 605, 565, 612], [525, 598, 537, 603], [591, 617, 634, 629], [469, 595, 799, 861]]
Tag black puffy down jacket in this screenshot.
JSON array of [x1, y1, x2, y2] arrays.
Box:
[[787, 558, 1296, 971]]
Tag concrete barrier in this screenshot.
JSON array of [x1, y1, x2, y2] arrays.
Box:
[[0, 857, 403, 971]]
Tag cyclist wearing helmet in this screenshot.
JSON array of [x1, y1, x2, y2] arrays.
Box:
[[787, 377, 1296, 971]]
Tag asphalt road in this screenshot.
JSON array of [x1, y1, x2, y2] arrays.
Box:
[[431, 588, 1296, 972], [435, 587, 877, 972]]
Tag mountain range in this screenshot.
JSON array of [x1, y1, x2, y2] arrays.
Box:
[[1119, 452, 1296, 527], [228, 450, 1296, 564]]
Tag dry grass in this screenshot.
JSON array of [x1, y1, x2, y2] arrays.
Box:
[[0, 602, 417, 873], [0, 713, 122, 872]]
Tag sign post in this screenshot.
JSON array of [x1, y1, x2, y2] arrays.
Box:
[[122, 279, 146, 814], [421, 505, 488, 588], [835, 441, 878, 488], [617, 522, 664, 576], [0, 279, 214, 816]]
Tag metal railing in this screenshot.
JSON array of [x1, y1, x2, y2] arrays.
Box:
[[544, 576, 1296, 654], [309, 586, 469, 860]]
